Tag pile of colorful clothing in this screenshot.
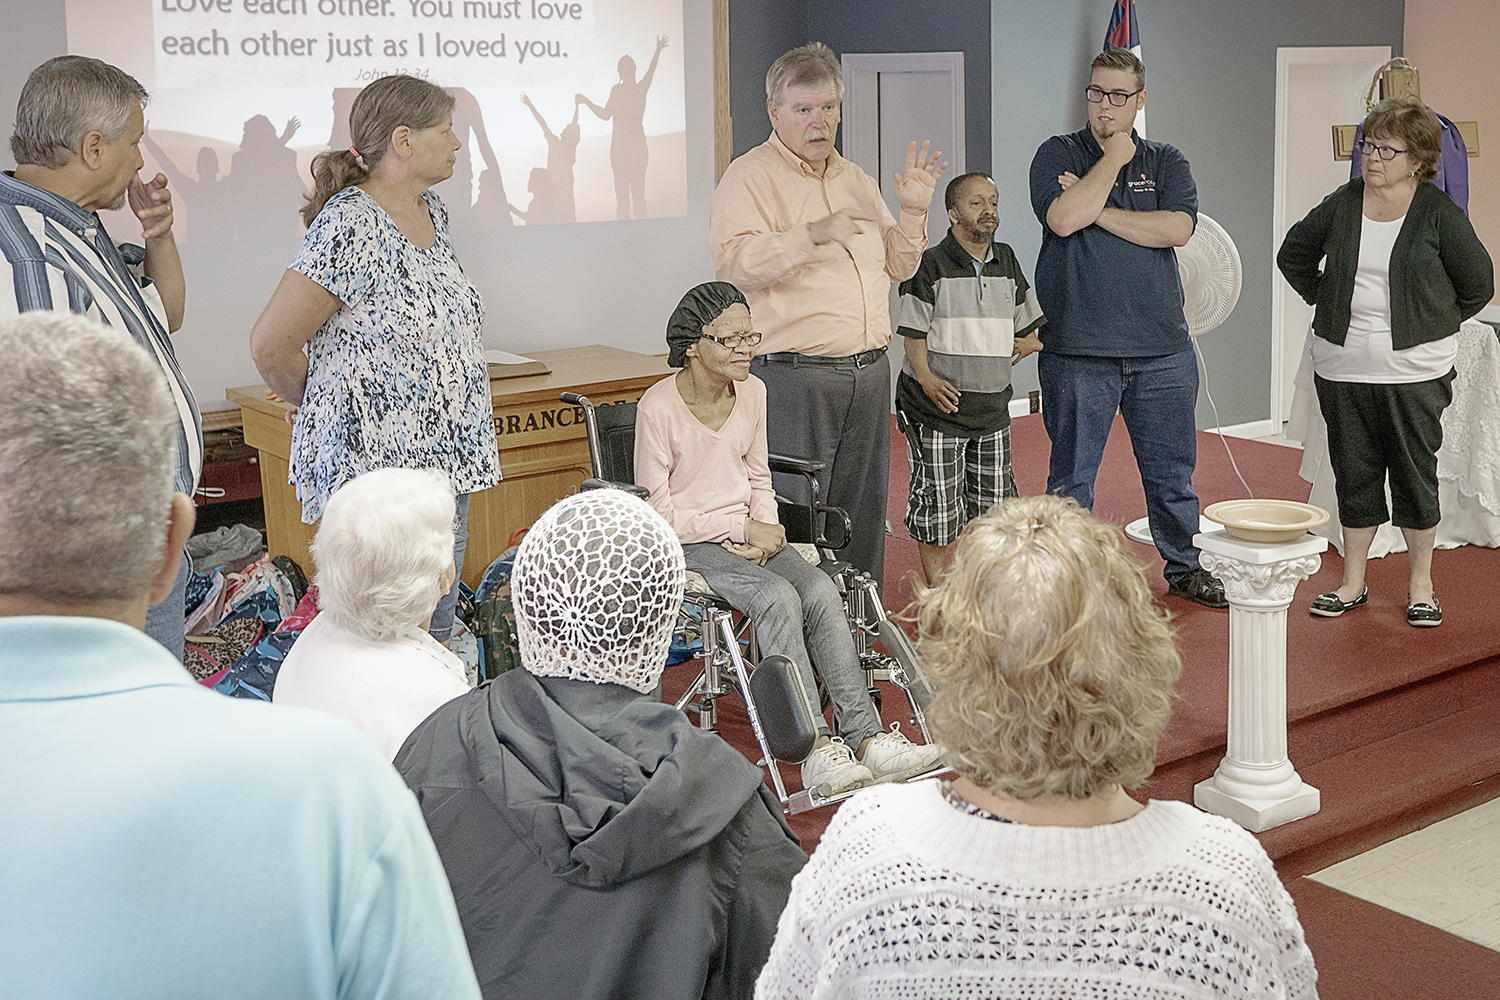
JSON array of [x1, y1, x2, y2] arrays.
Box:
[[184, 525, 483, 700]]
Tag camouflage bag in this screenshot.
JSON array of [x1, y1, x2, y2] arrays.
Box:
[[471, 546, 521, 681]]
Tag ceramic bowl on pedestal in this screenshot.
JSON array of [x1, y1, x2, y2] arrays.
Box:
[[1203, 499, 1329, 544]]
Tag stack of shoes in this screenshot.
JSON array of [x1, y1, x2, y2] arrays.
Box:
[[800, 737, 873, 795], [859, 723, 945, 784], [1310, 588, 1368, 618], [1407, 594, 1442, 628]]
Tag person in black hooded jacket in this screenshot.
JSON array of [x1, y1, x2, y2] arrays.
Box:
[[395, 489, 807, 1000]]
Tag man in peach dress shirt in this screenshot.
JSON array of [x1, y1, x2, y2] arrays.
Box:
[[709, 42, 945, 586]]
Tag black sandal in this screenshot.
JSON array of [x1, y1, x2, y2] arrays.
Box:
[[1310, 588, 1368, 618], [1407, 595, 1442, 628]]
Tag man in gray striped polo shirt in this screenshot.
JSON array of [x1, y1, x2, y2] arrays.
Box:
[[2, 56, 200, 660], [896, 172, 1044, 584]]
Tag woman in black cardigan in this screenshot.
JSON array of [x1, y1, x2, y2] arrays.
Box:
[[1278, 96, 1493, 628]]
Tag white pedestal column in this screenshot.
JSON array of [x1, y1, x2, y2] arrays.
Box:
[[1192, 530, 1327, 833]]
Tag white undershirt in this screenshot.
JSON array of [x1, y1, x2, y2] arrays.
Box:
[[1311, 212, 1457, 383]]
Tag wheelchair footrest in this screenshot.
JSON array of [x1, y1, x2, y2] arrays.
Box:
[[783, 764, 955, 815]]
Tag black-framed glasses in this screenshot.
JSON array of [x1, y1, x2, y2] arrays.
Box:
[[1085, 85, 1142, 107], [701, 331, 763, 350], [1358, 139, 1408, 161]]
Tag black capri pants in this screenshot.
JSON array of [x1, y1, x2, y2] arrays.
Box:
[[1314, 370, 1455, 531]]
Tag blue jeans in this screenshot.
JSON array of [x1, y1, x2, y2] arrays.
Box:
[[1038, 349, 1203, 582], [428, 492, 470, 643], [683, 542, 884, 750]]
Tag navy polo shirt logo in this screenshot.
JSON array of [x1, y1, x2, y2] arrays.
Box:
[[1127, 174, 1156, 193]]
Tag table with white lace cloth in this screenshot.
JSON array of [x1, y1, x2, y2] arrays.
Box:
[[1288, 318, 1500, 557]]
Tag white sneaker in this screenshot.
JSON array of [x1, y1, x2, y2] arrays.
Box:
[[859, 723, 945, 783], [800, 737, 874, 795]]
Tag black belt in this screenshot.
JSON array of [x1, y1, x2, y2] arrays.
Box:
[[757, 346, 887, 369]]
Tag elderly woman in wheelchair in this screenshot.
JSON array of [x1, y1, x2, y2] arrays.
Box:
[[633, 282, 943, 794]]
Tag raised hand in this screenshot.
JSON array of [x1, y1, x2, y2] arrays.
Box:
[[656, 34, 669, 51], [280, 117, 301, 144], [809, 207, 877, 247], [128, 173, 175, 241], [892, 139, 947, 215]]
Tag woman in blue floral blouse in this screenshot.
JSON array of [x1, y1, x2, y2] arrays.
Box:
[[251, 75, 499, 642]]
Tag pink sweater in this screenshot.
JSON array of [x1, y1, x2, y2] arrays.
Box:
[[634, 373, 779, 544]]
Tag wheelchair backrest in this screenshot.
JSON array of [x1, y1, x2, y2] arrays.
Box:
[[593, 400, 639, 485]]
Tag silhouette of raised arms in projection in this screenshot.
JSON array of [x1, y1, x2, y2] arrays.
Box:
[[141, 124, 233, 245], [577, 34, 668, 220], [226, 114, 304, 245], [520, 92, 580, 223]]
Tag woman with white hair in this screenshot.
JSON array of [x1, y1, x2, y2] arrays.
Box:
[[273, 467, 470, 760], [755, 495, 1318, 1000]]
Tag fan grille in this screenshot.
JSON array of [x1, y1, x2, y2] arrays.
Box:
[[1177, 213, 1242, 337]]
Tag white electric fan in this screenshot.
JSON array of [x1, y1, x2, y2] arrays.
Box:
[[1124, 213, 1244, 545]]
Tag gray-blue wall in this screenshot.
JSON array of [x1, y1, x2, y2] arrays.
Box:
[[728, 0, 809, 159]]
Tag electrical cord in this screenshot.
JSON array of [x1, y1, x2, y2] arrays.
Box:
[[1192, 335, 1256, 500]]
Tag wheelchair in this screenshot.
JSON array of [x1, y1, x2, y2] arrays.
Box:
[[562, 390, 942, 814]]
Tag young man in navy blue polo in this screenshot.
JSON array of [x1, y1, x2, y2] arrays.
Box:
[[1028, 47, 1226, 608]]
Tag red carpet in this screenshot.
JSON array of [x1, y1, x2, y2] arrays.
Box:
[[1286, 877, 1500, 998]]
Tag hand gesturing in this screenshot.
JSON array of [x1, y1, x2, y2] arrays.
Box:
[[891, 139, 947, 215]]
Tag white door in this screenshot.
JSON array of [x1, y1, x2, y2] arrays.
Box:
[[1272, 46, 1390, 425], [841, 52, 965, 405]]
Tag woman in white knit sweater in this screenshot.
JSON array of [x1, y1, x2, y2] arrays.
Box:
[[755, 495, 1318, 999]]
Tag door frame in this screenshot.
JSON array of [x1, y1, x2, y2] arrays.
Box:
[[841, 51, 966, 185]]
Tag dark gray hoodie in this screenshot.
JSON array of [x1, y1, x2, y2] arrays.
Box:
[[395, 667, 806, 1000]]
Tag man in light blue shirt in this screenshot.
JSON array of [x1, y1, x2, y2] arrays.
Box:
[[0, 312, 482, 1000]]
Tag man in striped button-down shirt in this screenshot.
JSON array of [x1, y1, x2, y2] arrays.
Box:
[[1, 55, 200, 660]]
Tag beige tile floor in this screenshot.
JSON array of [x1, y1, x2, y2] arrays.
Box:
[[1308, 796, 1500, 952]]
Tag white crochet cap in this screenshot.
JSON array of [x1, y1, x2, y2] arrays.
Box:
[[513, 489, 686, 693]]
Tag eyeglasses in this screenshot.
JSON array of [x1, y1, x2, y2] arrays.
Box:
[[701, 331, 763, 350], [1358, 139, 1408, 161], [1085, 86, 1142, 107]]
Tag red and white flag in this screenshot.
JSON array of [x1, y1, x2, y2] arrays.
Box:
[[1104, 0, 1145, 138]]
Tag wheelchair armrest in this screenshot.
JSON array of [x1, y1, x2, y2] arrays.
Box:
[[581, 478, 649, 501], [767, 454, 826, 476], [816, 503, 852, 551], [777, 497, 852, 553]]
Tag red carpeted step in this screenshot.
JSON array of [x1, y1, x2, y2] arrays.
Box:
[[1259, 698, 1500, 875]]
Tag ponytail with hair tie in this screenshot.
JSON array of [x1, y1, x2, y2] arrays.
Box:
[[300, 73, 455, 227]]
